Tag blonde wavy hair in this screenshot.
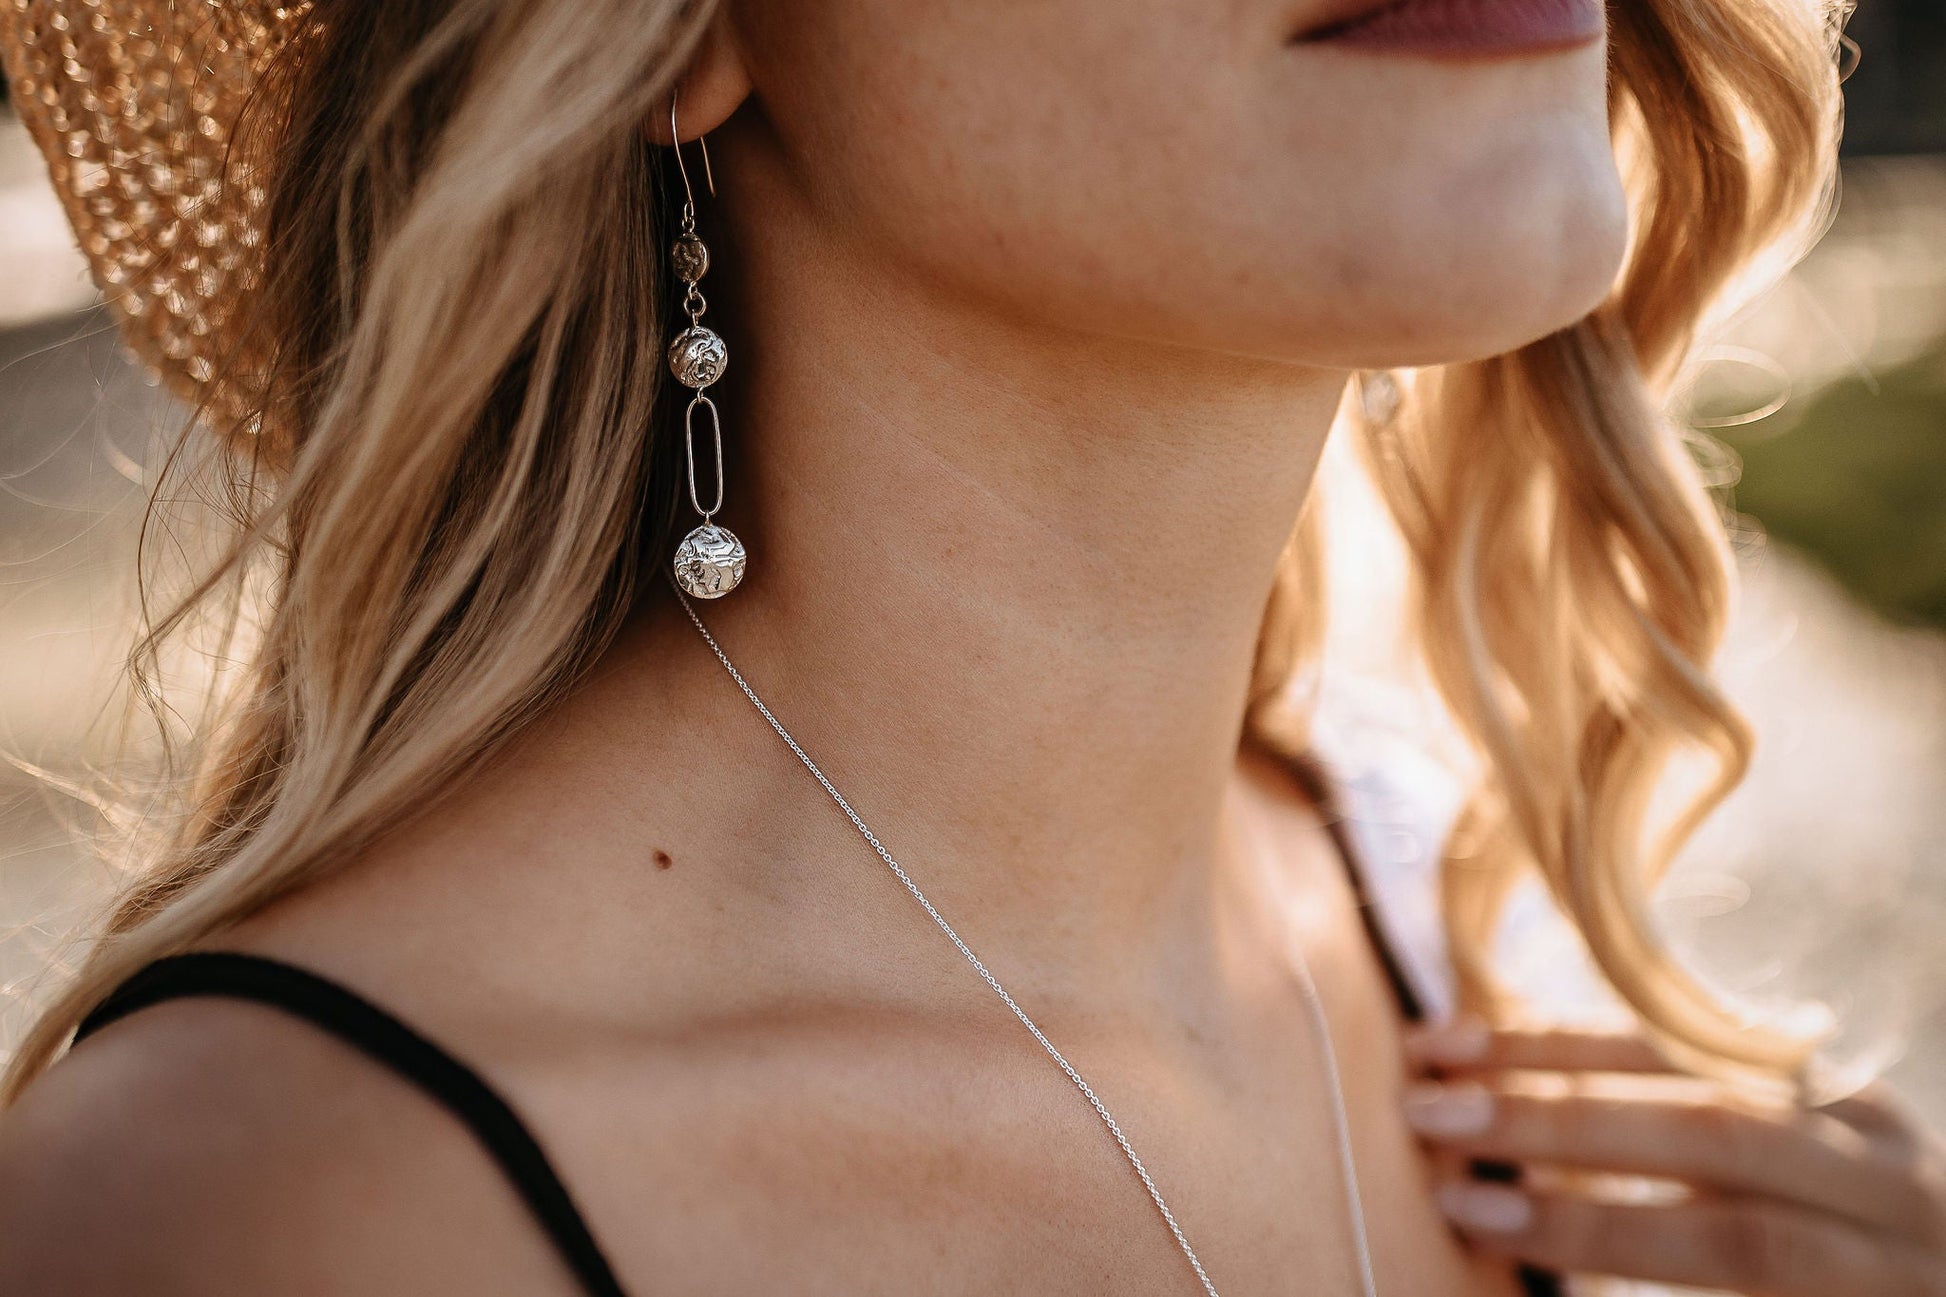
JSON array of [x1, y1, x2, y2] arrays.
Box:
[[0, 0, 1847, 1104]]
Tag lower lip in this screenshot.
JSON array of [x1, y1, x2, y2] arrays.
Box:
[[1303, 0, 1605, 57]]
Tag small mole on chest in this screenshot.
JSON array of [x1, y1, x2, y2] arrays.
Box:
[[653, 849, 674, 871]]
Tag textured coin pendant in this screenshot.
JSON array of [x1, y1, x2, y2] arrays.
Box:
[[671, 235, 710, 283], [669, 326, 728, 389], [673, 522, 746, 599]]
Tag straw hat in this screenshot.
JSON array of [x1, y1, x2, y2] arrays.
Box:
[[1, 1, 294, 423]]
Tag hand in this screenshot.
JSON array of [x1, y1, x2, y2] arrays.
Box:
[[1401, 1020, 1946, 1297]]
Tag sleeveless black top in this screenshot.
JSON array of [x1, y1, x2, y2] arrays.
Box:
[[68, 756, 1560, 1297], [72, 949, 630, 1297]]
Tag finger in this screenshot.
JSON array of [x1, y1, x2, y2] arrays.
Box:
[[1403, 1020, 1672, 1076], [1435, 1181, 1946, 1297], [1404, 1076, 1946, 1246], [1819, 1083, 1936, 1151]]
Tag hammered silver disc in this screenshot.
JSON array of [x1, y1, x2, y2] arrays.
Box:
[[673, 522, 746, 598], [671, 235, 710, 283], [668, 326, 728, 389]]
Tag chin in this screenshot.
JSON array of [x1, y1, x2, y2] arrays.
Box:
[[1336, 252, 1628, 369], [1309, 132, 1633, 370]]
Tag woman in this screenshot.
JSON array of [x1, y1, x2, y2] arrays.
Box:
[[0, 0, 1940, 1292]]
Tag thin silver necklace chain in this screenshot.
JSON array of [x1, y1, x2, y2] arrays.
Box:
[[670, 580, 1380, 1297]]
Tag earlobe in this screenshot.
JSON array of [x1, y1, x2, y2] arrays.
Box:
[[646, 17, 753, 145]]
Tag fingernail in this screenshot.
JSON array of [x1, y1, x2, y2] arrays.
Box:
[[1405, 1019, 1492, 1066], [1403, 1082, 1494, 1137], [1435, 1182, 1534, 1234]]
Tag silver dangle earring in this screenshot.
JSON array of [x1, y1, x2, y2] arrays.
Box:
[[667, 88, 747, 599]]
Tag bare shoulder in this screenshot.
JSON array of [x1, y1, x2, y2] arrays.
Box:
[[0, 992, 581, 1297]]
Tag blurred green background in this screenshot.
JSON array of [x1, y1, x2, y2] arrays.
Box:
[[1710, 0, 1946, 625]]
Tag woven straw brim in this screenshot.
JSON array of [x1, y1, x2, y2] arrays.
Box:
[[2, 0, 300, 425]]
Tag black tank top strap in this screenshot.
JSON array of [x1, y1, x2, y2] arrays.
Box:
[[1266, 742, 1428, 1022], [73, 950, 629, 1297], [1271, 741, 1566, 1297]]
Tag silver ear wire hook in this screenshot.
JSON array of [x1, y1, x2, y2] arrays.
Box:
[[669, 84, 716, 227]]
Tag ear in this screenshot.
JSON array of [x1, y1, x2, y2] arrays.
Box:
[[647, 17, 752, 146]]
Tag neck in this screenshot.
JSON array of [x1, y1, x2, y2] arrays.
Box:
[[620, 139, 1349, 968]]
